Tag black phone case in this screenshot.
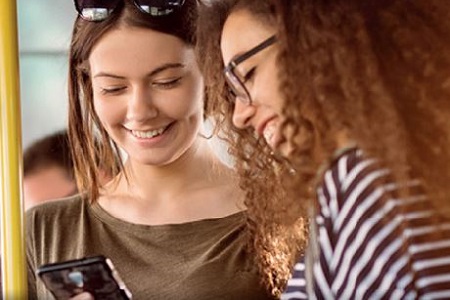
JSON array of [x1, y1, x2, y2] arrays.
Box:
[[36, 255, 132, 300]]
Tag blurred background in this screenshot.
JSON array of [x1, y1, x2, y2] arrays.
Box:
[[18, 0, 74, 148]]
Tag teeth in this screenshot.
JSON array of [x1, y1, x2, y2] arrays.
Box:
[[263, 123, 276, 145], [131, 126, 166, 139]]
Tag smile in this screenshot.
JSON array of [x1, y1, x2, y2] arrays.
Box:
[[130, 125, 169, 139], [263, 123, 276, 145], [258, 118, 279, 149]]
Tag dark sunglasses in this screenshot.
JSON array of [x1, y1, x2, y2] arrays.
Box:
[[74, 0, 186, 21], [224, 35, 277, 106]]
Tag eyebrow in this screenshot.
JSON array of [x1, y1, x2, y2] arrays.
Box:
[[93, 63, 185, 79]]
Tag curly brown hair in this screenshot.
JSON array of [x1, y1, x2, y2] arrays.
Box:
[[197, 0, 308, 297], [275, 0, 450, 209], [198, 0, 450, 296], [68, 0, 198, 202]]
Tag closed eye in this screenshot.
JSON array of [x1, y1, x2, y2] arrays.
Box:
[[152, 77, 183, 89], [243, 67, 256, 83], [100, 86, 126, 95]]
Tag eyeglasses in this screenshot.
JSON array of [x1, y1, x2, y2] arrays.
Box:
[[223, 35, 277, 105], [74, 0, 186, 21]]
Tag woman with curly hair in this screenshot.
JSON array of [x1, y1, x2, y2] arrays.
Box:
[[197, 0, 450, 298]]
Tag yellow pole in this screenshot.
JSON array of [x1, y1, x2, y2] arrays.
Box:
[[0, 0, 28, 298]]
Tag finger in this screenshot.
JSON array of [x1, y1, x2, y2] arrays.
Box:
[[70, 292, 94, 300]]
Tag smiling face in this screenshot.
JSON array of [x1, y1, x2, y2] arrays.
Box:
[[88, 26, 204, 167], [221, 9, 283, 150]]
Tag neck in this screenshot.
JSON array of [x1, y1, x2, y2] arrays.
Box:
[[98, 139, 243, 224], [117, 140, 222, 199]]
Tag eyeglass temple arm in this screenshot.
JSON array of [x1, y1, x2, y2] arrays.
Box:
[[234, 35, 277, 65]]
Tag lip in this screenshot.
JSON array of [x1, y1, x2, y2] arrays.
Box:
[[126, 122, 174, 144], [255, 116, 278, 138], [126, 123, 171, 133], [131, 128, 165, 139], [255, 116, 284, 149]]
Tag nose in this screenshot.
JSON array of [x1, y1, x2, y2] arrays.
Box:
[[232, 99, 256, 129], [126, 85, 158, 123]]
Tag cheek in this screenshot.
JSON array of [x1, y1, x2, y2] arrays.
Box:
[[168, 77, 204, 119], [93, 98, 107, 123], [188, 83, 205, 116], [93, 97, 123, 127], [269, 75, 283, 111], [265, 62, 284, 112], [254, 69, 283, 112]]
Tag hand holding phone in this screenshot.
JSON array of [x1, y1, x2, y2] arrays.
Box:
[[36, 255, 132, 300]]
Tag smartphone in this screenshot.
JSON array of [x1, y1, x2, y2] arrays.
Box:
[[36, 255, 132, 300]]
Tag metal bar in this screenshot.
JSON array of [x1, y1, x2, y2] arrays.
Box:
[[0, 0, 28, 298]]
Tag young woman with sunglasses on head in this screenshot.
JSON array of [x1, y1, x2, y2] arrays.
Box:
[[25, 0, 275, 299], [197, 0, 450, 298]]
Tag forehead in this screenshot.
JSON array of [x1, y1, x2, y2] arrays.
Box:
[[221, 9, 276, 65], [89, 27, 194, 75]]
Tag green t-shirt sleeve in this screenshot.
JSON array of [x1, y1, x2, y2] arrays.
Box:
[[26, 209, 37, 300]]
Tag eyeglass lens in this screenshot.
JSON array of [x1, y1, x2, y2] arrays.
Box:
[[225, 69, 250, 105]]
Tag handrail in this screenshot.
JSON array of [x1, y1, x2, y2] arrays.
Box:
[[0, 0, 28, 298]]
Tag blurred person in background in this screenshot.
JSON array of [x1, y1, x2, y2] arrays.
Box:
[[23, 130, 112, 210], [2, 131, 77, 288], [23, 130, 78, 210]]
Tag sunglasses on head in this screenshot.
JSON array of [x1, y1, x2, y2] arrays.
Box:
[[73, 0, 186, 21]]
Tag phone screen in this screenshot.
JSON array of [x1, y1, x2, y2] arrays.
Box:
[[36, 256, 132, 300]]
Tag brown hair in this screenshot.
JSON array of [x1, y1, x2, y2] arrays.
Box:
[[274, 0, 450, 211], [197, 0, 308, 296], [24, 130, 74, 181], [197, 0, 450, 296], [68, 0, 198, 201]]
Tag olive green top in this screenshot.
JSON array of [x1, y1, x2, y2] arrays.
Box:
[[26, 195, 273, 300]]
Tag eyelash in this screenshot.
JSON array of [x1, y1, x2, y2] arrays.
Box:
[[153, 77, 182, 89], [100, 87, 126, 95], [99, 77, 183, 95]]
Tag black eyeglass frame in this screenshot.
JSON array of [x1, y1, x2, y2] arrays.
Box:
[[73, 0, 186, 21], [223, 35, 277, 105]]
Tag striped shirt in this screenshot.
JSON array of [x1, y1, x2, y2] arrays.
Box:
[[283, 148, 450, 299]]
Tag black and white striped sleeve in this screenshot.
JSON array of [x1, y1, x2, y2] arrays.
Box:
[[313, 149, 450, 299]]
